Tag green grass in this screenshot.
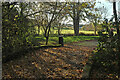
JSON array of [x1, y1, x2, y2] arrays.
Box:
[[75, 41, 98, 46], [34, 36, 99, 46], [34, 27, 100, 46], [63, 36, 99, 43]]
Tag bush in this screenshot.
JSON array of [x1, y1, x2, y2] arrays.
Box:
[[89, 30, 120, 78]]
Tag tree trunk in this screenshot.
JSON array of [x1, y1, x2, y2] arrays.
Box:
[[73, 2, 80, 36], [45, 24, 51, 45], [58, 27, 60, 35], [113, 2, 120, 79], [113, 2, 119, 35], [38, 26, 40, 35], [73, 16, 79, 36], [73, 18, 79, 36], [94, 19, 97, 35], [94, 26, 97, 35], [45, 36, 48, 45]]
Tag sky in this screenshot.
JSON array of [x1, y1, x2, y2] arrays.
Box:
[[95, 0, 113, 19], [64, 0, 120, 25]]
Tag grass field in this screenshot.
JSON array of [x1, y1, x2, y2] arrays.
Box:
[[51, 30, 117, 35], [35, 27, 117, 35], [34, 36, 99, 46], [54, 30, 96, 35], [35, 27, 96, 35], [37, 29, 96, 35]]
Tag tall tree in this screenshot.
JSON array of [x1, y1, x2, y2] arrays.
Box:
[[63, 2, 96, 36]]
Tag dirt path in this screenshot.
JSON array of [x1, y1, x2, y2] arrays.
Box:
[[2, 40, 98, 79]]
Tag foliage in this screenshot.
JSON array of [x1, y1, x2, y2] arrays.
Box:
[[88, 2, 120, 78], [96, 24, 103, 32], [2, 2, 37, 56], [89, 21, 120, 78], [63, 2, 97, 36], [2, 2, 99, 59]]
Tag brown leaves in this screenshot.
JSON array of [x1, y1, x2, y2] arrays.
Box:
[[2, 40, 96, 79]]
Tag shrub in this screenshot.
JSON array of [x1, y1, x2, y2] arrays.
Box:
[[89, 29, 120, 78]]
